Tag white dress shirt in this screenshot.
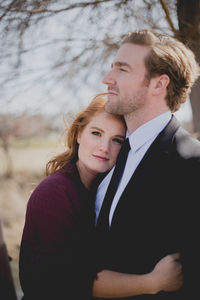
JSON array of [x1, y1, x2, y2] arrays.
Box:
[[95, 111, 172, 226]]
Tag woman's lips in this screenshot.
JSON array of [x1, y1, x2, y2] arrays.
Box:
[[92, 154, 109, 161]]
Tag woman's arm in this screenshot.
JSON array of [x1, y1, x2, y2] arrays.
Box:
[[92, 253, 183, 298]]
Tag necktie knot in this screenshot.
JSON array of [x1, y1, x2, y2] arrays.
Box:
[[124, 138, 130, 150]]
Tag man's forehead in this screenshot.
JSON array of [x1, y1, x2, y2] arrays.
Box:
[[116, 43, 150, 57], [113, 43, 150, 66]]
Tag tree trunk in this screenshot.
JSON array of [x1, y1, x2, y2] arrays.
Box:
[[176, 0, 200, 138]]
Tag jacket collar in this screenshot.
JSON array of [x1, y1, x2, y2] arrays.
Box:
[[157, 115, 181, 152]]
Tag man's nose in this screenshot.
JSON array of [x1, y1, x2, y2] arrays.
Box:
[[102, 70, 115, 85]]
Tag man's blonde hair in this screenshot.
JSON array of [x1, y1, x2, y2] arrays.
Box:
[[122, 29, 200, 112]]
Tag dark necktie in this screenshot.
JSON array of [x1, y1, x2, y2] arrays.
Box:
[[96, 138, 130, 232]]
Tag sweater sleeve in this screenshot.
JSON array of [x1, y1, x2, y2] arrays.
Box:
[[19, 172, 95, 300]]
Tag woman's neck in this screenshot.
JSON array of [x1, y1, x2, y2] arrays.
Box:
[[76, 161, 97, 190]]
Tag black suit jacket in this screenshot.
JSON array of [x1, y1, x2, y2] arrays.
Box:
[[95, 115, 200, 299]]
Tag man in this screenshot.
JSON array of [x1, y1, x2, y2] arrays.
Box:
[[95, 29, 200, 299]]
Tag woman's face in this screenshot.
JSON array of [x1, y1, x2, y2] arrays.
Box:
[[77, 111, 126, 183]]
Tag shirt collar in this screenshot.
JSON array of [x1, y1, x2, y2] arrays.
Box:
[[127, 111, 172, 153]]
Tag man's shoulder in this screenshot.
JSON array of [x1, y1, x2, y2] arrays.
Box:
[[174, 126, 200, 159]]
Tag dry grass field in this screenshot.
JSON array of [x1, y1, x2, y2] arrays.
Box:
[[0, 140, 65, 298]]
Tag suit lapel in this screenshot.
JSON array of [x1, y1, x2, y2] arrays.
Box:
[[110, 115, 181, 225]]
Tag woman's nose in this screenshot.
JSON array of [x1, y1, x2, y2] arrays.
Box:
[[99, 140, 109, 153]]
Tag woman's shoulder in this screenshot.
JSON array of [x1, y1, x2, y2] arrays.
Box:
[[39, 161, 78, 187], [28, 161, 81, 205], [23, 162, 85, 231]]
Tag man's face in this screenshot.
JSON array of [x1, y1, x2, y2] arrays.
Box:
[[102, 43, 151, 117]]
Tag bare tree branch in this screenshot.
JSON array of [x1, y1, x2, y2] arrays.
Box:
[[10, 0, 123, 14], [159, 0, 177, 34], [0, 0, 17, 21], [0, 0, 199, 132]]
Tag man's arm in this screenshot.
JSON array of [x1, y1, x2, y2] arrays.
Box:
[[92, 253, 183, 298]]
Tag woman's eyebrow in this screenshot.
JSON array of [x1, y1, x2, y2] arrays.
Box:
[[90, 126, 103, 132]]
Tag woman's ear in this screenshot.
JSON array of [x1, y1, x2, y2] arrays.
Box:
[[153, 74, 170, 96]]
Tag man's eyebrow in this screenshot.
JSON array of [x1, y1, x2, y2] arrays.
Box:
[[111, 61, 133, 70]]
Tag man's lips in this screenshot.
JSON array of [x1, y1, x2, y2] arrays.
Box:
[[92, 154, 109, 161], [108, 88, 118, 95], [108, 91, 117, 95]]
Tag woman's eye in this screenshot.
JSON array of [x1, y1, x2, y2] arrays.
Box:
[[91, 131, 101, 136], [113, 138, 124, 144]]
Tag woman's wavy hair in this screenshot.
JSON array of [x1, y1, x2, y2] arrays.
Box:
[[46, 93, 125, 175]]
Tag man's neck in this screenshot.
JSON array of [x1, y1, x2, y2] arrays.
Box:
[[125, 107, 170, 134]]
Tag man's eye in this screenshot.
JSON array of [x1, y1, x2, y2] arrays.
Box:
[[113, 138, 124, 144], [91, 131, 101, 136], [119, 68, 127, 72]]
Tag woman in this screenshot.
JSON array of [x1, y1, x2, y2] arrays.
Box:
[[19, 93, 183, 300]]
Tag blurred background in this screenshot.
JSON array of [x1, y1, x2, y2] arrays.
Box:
[[0, 1, 200, 298]]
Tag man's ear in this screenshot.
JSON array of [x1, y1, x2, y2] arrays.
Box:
[[152, 74, 170, 96]]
